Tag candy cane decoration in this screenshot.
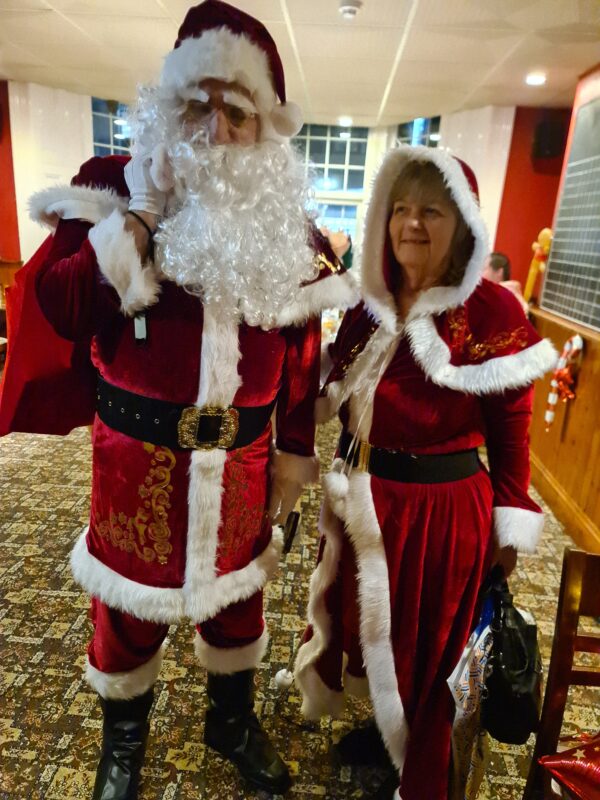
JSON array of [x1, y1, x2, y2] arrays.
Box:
[[545, 334, 584, 431]]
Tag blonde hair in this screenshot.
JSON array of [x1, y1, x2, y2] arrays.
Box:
[[389, 159, 474, 286]]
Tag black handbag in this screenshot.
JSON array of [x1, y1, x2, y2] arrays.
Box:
[[481, 571, 543, 744]]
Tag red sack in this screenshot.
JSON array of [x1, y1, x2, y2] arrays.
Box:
[[0, 235, 96, 436]]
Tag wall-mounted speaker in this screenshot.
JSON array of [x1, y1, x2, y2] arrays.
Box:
[[532, 117, 567, 159]]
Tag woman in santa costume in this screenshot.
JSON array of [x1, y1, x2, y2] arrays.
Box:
[[294, 146, 557, 800], [0, 2, 357, 798]]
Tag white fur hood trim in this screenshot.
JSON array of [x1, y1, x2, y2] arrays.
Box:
[[360, 145, 489, 334], [29, 184, 127, 229]]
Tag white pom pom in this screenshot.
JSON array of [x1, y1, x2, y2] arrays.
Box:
[[275, 668, 294, 689], [270, 101, 303, 138], [323, 468, 349, 520], [323, 469, 349, 502]]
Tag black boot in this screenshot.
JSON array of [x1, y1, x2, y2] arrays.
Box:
[[374, 772, 400, 800], [335, 720, 392, 768], [92, 688, 154, 800], [204, 670, 291, 795]]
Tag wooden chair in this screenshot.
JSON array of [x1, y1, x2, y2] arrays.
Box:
[[522, 547, 600, 800]]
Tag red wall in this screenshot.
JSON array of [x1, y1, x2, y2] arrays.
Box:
[[0, 81, 20, 262], [494, 106, 571, 291]]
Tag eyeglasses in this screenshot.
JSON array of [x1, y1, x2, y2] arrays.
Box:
[[182, 99, 258, 130]]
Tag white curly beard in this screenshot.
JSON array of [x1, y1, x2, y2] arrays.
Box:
[[129, 87, 317, 328]]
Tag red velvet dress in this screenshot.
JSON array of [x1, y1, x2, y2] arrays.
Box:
[[294, 146, 557, 800]]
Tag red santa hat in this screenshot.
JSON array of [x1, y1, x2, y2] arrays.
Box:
[[161, 0, 303, 140]]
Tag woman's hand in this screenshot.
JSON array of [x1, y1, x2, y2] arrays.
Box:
[[492, 545, 518, 578]]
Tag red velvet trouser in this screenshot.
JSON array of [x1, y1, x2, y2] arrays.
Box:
[[87, 591, 264, 676]]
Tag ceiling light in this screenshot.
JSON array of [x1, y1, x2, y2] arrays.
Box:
[[338, 115, 353, 127], [113, 118, 127, 126], [526, 71, 546, 86], [339, 131, 351, 139], [114, 133, 128, 140], [339, 0, 362, 20], [429, 133, 441, 142]]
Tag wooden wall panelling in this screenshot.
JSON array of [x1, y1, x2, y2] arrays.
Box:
[[529, 306, 600, 553]]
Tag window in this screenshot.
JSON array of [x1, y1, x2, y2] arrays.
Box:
[[397, 116, 440, 148], [292, 124, 369, 193], [92, 97, 131, 157]]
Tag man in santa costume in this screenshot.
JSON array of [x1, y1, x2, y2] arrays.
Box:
[[2, 1, 357, 797]]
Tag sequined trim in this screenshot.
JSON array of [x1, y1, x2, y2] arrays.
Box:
[[447, 307, 528, 361], [95, 443, 175, 565]]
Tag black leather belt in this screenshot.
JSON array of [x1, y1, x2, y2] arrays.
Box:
[[339, 430, 480, 484], [96, 376, 275, 451]]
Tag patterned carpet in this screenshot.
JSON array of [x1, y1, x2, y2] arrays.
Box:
[[0, 420, 598, 800]]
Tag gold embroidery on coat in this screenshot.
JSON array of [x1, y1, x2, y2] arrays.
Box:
[[95, 443, 175, 565], [315, 252, 343, 275], [447, 307, 528, 361], [218, 449, 265, 566]]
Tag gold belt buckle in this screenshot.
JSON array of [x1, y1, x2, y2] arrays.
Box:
[[356, 440, 372, 472], [177, 406, 240, 450]]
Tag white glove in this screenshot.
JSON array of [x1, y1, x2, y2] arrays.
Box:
[[124, 146, 172, 216]]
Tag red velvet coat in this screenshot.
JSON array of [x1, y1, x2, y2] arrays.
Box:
[[1, 155, 358, 627], [294, 146, 557, 800]]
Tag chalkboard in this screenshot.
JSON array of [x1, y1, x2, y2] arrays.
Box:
[[541, 96, 600, 331]]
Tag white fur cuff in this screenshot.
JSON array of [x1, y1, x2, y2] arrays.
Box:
[[194, 628, 269, 674], [89, 209, 161, 316], [493, 506, 545, 554], [85, 643, 166, 700]]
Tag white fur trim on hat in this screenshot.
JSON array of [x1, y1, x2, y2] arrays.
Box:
[[161, 28, 303, 140]]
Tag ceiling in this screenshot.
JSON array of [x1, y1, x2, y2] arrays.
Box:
[[1, 0, 599, 126]]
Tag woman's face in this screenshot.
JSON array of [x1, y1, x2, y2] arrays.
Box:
[[388, 191, 458, 289]]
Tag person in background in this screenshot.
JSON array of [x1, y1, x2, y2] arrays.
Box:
[[294, 146, 556, 800], [4, 2, 357, 798], [483, 250, 529, 314], [321, 226, 354, 270]]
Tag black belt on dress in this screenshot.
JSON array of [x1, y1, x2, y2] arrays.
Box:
[[339, 430, 480, 484], [96, 376, 275, 451]]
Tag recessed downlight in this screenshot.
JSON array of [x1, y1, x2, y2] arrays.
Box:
[[526, 71, 547, 86]]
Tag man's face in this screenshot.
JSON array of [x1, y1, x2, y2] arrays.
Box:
[[180, 78, 260, 146]]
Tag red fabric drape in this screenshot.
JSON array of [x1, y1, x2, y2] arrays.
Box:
[[0, 235, 96, 436]]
